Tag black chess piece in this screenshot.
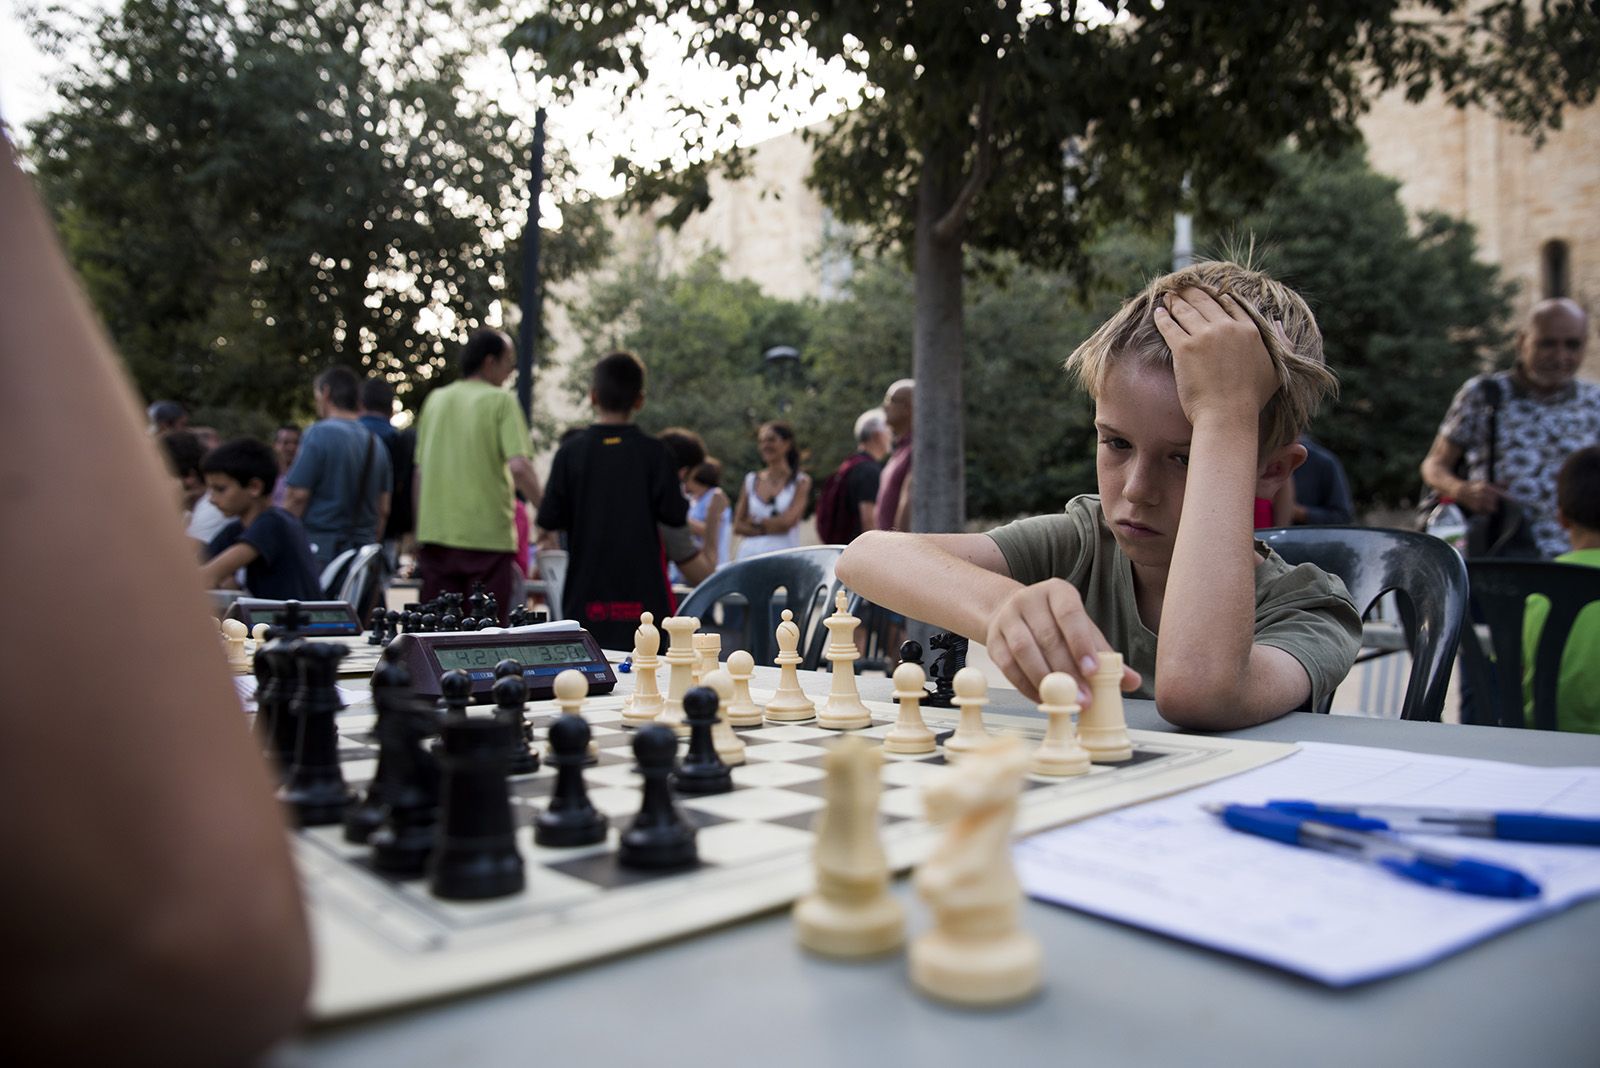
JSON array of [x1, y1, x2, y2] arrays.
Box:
[[460, 616, 479, 632], [257, 634, 303, 776], [369, 692, 443, 878], [440, 612, 459, 632], [481, 595, 499, 625], [440, 668, 473, 719], [366, 606, 385, 645], [384, 609, 401, 644], [493, 673, 539, 775], [619, 725, 698, 870], [428, 714, 525, 900], [673, 686, 732, 795], [420, 612, 438, 633], [533, 715, 607, 847], [924, 632, 968, 708], [278, 599, 308, 637], [279, 641, 353, 826], [344, 644, 413, 843]]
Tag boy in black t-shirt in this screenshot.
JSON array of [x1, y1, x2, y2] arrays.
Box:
[[199, 438, 323, 600], [536, 352, 710, 650]]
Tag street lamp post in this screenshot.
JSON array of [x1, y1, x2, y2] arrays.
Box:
[[763, 344, 800, 414]]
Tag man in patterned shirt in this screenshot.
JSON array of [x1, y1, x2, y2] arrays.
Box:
[[1421, 298, 1599, 558]]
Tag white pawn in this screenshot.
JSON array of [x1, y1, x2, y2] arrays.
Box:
[[701, 668, 746, 766], [657, 615, 699, 737], [1079, 652, 1133, 763], [764, 609, 816, 723], [220, 617, 250, 671], [942, 666, 991, 760], [552, 667, 599, 761], [818, 590, 871, 730], [722, 650, 765, 727], [623, 611, 664, 727], [1030, 672, 1091, 777], [693, 631, 721, 686], [793, 736, 904, 958], [883, 660, 936, 755], [250, 622, 271, 646], [910, 735, 1042, 1007]]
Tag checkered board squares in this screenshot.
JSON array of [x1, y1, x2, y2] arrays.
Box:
[[302, 690, 1296, 1022]]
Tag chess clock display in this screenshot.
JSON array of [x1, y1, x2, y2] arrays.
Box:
[[386, 624, 616, 703], [229, 598, 363, 636]]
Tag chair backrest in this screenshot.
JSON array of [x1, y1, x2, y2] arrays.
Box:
[[1460, 560, 1600, 730], [334, 543, 386, 616], [677, 546, 843, 669], [1256, 526, 1468, 720], [537, 549, 569, 621], [319, 546, 361, 600]]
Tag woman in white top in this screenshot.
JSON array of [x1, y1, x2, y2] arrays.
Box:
[[670, 457, 732, 583], [733, 421, 811, 560]]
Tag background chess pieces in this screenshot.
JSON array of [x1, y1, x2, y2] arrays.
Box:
[[692, 631, 720, 685], [883, 660, 937, 755], [429, 713, 525, 900], [910, 736, 1042, 1007], [1079, 652, 1133, 763], [764, 609, 816, 722], [701, 668, 746, 766], [658, 615, 699, 737], [618, 724, 698, 870], [722, 650, 764, 726], [942, 666, 992, 760], [534, 714, 608, 847], [552, 668, 598, 764], [1030, 672, 1091, 777], [493, 671, 540, 776], [793, 736, 905, 958], [673, 686, 733, 794], [624, 611, 663, 727], [924, 632, 968, 708], [220, 616, 249, 670], [818, 590, 871, 730]]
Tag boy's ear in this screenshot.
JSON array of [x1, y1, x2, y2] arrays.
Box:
[[588, 387, 599, 409], [247, 477, 268, 498], [1255, 441, 1308, 498], [633, 392, 646, 414]]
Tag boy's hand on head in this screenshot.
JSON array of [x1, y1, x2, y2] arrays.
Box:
[[1155, 287, 1278, 428], [984, 579, 1142, 704]]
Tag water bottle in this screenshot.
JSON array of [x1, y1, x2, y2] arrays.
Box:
[[1426, 498, 1468, 555]]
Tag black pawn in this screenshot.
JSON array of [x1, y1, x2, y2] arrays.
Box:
[[279, 641, 353, 826], [674, 687, 732, 795], [493, 673, 539, 775], [420, 612, 438, 633], [428, 715, 524, 900], [440, 668, 473, 719], [384, 609, 401, 644], [344, 644, 412, 843], [440, 612, 459, 632], [369, 696, 443, 878], [619, 725, 698, 870], [460, 616, 480, 632], [534, 715, 607, 847], [367, 606, 386, 645]]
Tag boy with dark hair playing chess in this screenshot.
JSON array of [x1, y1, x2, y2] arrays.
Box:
[[198, 437, 324, 599], [839, 262, 1362, 729]]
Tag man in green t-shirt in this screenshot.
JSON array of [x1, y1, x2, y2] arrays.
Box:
[[413, 329, 543, 624], [1523, 445, 1600, 732]]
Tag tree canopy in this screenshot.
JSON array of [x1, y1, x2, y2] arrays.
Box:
[[28, 0, 608, 422], [507, 0, 1598, 533]]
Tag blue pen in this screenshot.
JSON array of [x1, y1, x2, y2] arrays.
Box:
[[1264, 800, 1600, 845], [1205, 804, 1542, 899]]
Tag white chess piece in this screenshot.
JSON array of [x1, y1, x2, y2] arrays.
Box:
[[1030, 672, 1091, 777], [693, 631, 721, 686], [764, 609, 816, 723], [883, 660, 937, 755], [818, 590, 871, 730], [552, 667, 598, 761], [657, 615, 699, 737], [701, 668, 746, 766], [1079, 652, 1133, 763], [623, 611, 664, 727], [220, 617, 249, 671], [942, 666, 991, 760], [250, 622, 271, 645], [722, 650, 765, 726], [793, 736, 905, 957], [910, 735, 1042, 1006]]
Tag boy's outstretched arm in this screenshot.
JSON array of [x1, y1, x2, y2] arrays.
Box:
[[838, 531, 1139, 704], [1154, 289, 1312, 728]]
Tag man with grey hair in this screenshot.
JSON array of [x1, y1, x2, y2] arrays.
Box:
[[1421, 297, 1599, 558], [818, 407, 892, 545], [874, 378, 915, 531]]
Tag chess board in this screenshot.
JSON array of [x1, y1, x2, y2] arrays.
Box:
[[299, 680, 1295, 1021]]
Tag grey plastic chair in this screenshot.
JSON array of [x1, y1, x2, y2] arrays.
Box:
[[677, 546, 843, 670], [1460, 560, 1600, 730], [1257, 526, 1469, 721], [333, 543, 387, 617]]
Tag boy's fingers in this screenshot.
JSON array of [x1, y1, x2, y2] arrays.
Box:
[[1176, 286, 1226, 321], [1153, 305, 1187, 340], [1122, 665, 1142, 692]]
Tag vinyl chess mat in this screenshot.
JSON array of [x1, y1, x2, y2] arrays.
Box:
[[300, 684, 1295, 1021]]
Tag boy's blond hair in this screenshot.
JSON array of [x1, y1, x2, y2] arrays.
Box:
[[1066, 261, 1337, 451]]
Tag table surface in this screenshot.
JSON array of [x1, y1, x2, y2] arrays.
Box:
[[270, 669, 1600, 1068]]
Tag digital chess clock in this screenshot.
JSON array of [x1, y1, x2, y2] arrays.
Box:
[[385, 623, 617, 704], [228, 598, 364, 636]]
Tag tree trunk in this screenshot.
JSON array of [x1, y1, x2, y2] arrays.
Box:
[[911, 146, 966, 535]]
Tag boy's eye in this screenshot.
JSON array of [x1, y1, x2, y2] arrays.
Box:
[[1173, 454, 1190, 468], [1099, 436, 1131, 451]]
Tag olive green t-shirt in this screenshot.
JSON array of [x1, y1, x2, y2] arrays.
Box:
[[985, 495, 1361, 712], [414, 379, 531, 553]]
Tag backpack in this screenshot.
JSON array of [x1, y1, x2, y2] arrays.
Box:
[[815, 452, 870, 545]]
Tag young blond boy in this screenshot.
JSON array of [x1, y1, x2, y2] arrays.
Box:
[[837, 262, 1361, 729]]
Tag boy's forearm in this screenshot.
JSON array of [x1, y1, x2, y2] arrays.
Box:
[[836, 530, 1013, 639]]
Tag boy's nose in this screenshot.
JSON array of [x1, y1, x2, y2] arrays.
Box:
[[1123, 460, 1162, 504]]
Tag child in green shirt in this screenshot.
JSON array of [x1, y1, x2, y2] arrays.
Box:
[[1523, 445, 1600, 732]]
